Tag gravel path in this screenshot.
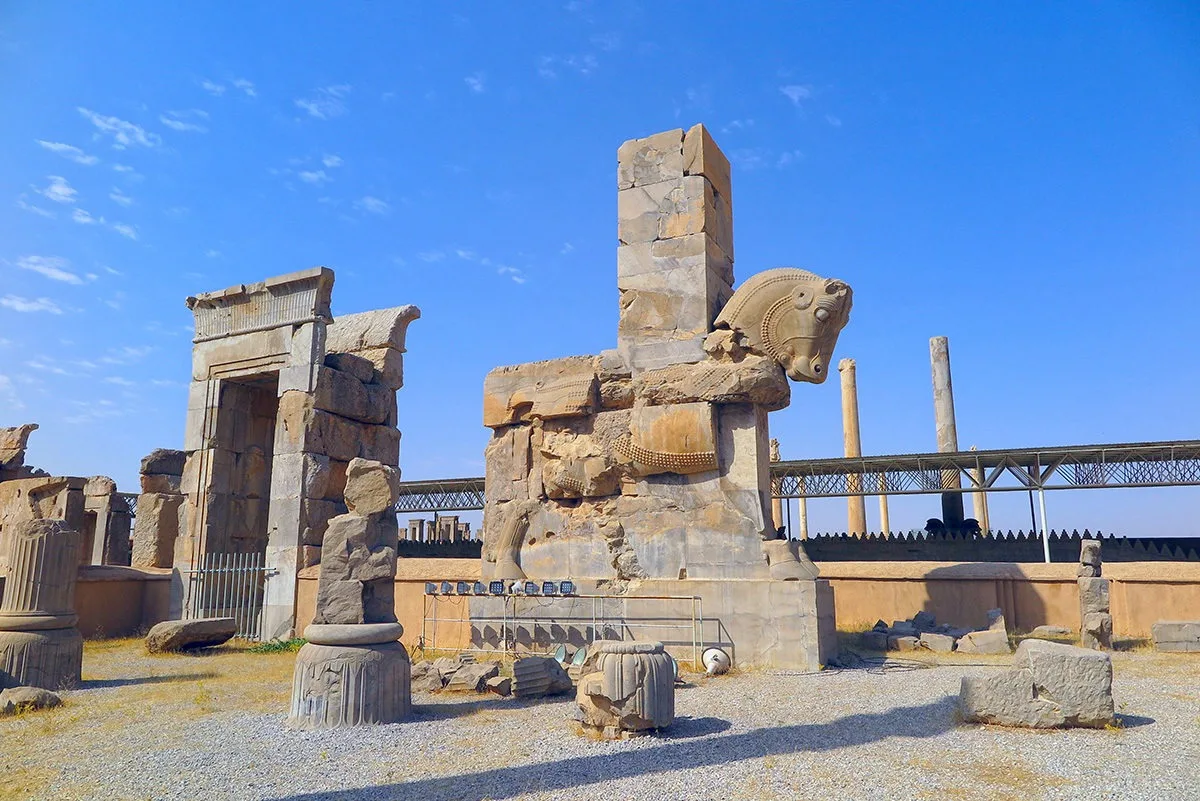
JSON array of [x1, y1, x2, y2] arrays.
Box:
[[7, 644, 1199, 801]]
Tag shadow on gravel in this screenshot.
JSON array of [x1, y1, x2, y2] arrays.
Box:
[[656, 716, 732, 738], [412, 695, 571, 720], [273, 696, 958, 801], [1116, 714, 1155, 728], [79, 672, 219, 689]]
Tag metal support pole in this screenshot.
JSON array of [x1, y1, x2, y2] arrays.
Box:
[[1038, 487, 1050, 564]]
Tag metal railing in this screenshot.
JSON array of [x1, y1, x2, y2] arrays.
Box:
[[180, 551, 271, 640]]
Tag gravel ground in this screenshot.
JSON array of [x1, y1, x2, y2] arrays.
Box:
[[3, 641, 1198, 801]]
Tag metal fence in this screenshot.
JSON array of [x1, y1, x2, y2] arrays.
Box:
[[181, 551, 270, 640]]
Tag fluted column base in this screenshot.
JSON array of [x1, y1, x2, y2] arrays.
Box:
[[0, 627, 83, 690], [288, 641, 411, 729]]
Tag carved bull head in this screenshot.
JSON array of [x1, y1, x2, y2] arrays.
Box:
[[714, 268, 852, 384]]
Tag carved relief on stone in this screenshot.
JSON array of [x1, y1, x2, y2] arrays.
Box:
[[489, 499, 540, 580], [614, 402, 718, 476], [482, 356, 598, 428], [714, 268, 852, 384]]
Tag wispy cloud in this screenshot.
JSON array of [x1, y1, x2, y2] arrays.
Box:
[[454, 248, 528, 284], [72, 208, 100, 225], [538, 54, 598, 79], [776, 150, 804, 168], [322, 154, 343, 168], [113, 163, 136, 174], [231, 78, 256, 97], [0, 375, 24, 411], [16, 197, 55, 218], [205, 249, 221, 258], [779, 84, 813, 107], [0, 295, 63, 314], [36, 175, 77, 204], [355, 195, 389, 215], [560, 242, 574, 255], [103, 376, 136, 387], [298, 169, 330, 185], [101, 344, 154, 364], [728, 149, 768, 171], [465, 73, 486, 93], [109, 187, 133, 206], [721, 119, 755, 133], [825, 114, 842, 128], [417, 251, 445, 263], [78, 108, 161, 149], [295, 85, 351, 120], [160, 109, 209, 133], [36, 140, 99, 165], [112, 223, 137, 240], [201, 79, 226, 96], [15, 255, 88, 285]]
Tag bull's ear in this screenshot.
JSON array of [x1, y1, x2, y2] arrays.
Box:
[[791, 285, 814, 310], [825, 279, 848, 295]]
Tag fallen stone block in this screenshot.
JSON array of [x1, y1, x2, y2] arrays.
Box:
[[486, 676, 512, 696], [986, 608, 1007, 633], [145, 618, 237, 653], [959, 639, 1114, 728], [889, 621, 918, 638], [919, 632, 956, 653], [955, 629, 1011, 655], [1151, 621, 1200, 652], [512, 656, 574, 697], [1029, 625, 1073, 639], [445, 662, 501, 693], [431, 656, 461, 681], [860, 631, 889, 651], [0, 686, 62, 715], [887, 635, 919, 652], [871, 619, 888, 633], [912, 611, 936, 632]]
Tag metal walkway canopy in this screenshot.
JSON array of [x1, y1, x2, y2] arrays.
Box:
[[393, 440, 1200, 512]]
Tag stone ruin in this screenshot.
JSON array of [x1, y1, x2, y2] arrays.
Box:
[[0, 519, 83, 691], [0, 423, 132, 572], [289, 457, 411, 729], [574, 640, 675, 739], [131, 267, 419, 639], [475, 125, 852, 669], [1078, 539, 1113, 650]]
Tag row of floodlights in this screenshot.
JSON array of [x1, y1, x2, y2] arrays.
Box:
[[425, 580, 577, 597]]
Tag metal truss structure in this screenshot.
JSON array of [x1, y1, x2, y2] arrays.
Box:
[[391, 440, 1200, 513]]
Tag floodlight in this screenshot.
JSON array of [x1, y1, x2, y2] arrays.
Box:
[[524, 581, 539, 596], [560, 580, 576, 596], [489, 580, 505, 595], [424, 582, 438, 595], [541, 581, 558, 596], [473, 581, 487, 595], [552, 644, 568, 663], [456, 581, 471, 595], [571, 645, 588, 666], [440, 581, 453, 595], [510, 581, 525, 596]]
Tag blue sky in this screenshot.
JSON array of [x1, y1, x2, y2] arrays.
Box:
[[1, 2, 1197, 536]]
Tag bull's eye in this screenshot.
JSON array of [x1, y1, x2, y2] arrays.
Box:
[[815, 307, 830, 322]]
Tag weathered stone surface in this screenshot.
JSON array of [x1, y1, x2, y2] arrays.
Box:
[[955, 629, 1011, 655], [325, 306, 420, 355], [1078, 577, 1110, 615], [912, 611, 937, 632], [0, 519, 81, 628], [1077, 564, 1100, 578], [575, 640, 675, 738], [412, 663, 447, 692], [343, 458, 401, 516], [887, 635, 920, 652], [683, 123, 731, 212], [0, 686, 62, 715], [959, 639, 1114, 728], [889, 621, 918, 638], [0, 423, 38, 471], [617, 128, 683, 190], [861, 630, 889, 651], [0, 628, 82, 691], [145, 618, 237, 652], [1151, 620, 1200, 652], [351, 347, 405, 391], [1030, 625, 1073, 639], [140, 473, 182, 494], [919, 632, 956, 653], [615, 402, 718, 476], [304, 622, 402, 646], [289, 641, 411, 728], [324, 351, 376, 383], [131, 492, 184, 568], [1081, 612, 1113, 651], [632, 353, 788, 410], [313, 365, 389, 425], [486, 676, 512, 696], [318, 514, 397, 584], [445, 662, 501, 693], [1080, 539, 1102, 568], [483, 357, 597, 428], [83, 475, 117, 497], [986, 608, 1007, 633], [512, 656, 573, 697]]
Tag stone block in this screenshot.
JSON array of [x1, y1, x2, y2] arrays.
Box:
[[131, 492, 184, 568], [353, 347, 405, 390], [445, 662, 500, 693], [145, 618, 237, 652], [344, 458, 401, 516], [0, 686, 62, 715], [320, 515, 397, 583], [486, 676, 512, 696], [0, 628, 82, 691], [986, 608, 1007, 632], [83, 475, 117, 497], [140, 473, 182, 494], [1080, 539, 1102, 567], [617, 128, 683, 190], [1078, 577, 1110, 615], [683, 123, 731, 207], [1151, 620, 1200, 652], [325, 306, 420, 355], [955, 629, 1011, 655], [324, 352, 375, 383], [359, 424, 401, 465], [959, 639, 1114, 728], [1030, 625, 1073, 639], [860, 630, 889, 651], [512, 656, 573, 697], [912, 610, 937, 632], [313, 365, 377, 425], [1081, 612, 1113, 651], [887, 635, 919, 651], [919, 632, 956, 653], [620, 339, 708, 373], [483, 356, 598, 428], [618, 402, 718, 476], [314, 579, 365, 625], [575, 640, 675, 738]]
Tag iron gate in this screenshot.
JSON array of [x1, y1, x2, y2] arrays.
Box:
[[182, 552, 271, 640]]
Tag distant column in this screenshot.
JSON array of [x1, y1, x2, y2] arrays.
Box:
[[769, 438, 784, 534], [929, 337, 964, 527], [970, 446, 990, 533], [878, 482, 890, 538], [838, 359, 867, 536]]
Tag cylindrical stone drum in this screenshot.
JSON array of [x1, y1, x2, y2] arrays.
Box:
[[0, 627, 84, 690], [0, 519, 81, 629], [288, 641, 411, 729], [583, 639, 675, 733]]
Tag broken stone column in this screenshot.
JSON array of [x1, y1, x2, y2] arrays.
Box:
[[929, 336, 964, 528], [289, 458, 411, 728], [574, 640, 675, 739], [0, 520, 84, 690], [0, 424, 39, 482], [131, 449, 187, 568], [1079, 540, 1112, 650], [838, 358, 867, 536]]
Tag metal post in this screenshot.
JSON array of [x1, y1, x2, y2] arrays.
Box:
[[1038, 487, 1051, 564]]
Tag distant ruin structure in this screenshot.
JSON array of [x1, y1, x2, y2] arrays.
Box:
[[163, 267, 418, 639], [476, 125, 851, 669]]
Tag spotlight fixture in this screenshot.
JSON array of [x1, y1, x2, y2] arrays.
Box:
[[424, 582, 438, 595], [510, 581, 525, 596], [552, 644, 568, 663], [523, 581, 539, 596], [541, 581, 558, 596], [489, 580, 505, 595], [456, 581, 471, 595], [440, 581, 453, 595], [560, 580, 576, 596], [473, 581, 487, 595]]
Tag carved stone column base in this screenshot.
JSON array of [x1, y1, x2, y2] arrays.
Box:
[[0, 627, 83, 690], [288, 641, 411, 729], [574, 640, 675, 738]]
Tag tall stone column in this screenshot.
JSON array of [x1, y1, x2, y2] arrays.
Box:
[[838, 359, 867, 536], [929, 337, 964, 527], [0, 520, 84, 690], [970, 446, 990, 532], [769, 438, 784, 534]]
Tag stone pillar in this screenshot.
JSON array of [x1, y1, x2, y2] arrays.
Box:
[[929, 337, 964, 527], [574, 640, 676, 739], [0, 520, 84, 690], [838, 359, 867, 536], [616, 125, 733, 374], [878, 486, 890, 538], [769, 438, 784, 534], [289, 459, 411, 728], [1079, 540, 1112, 650], [970, 447, 990, 533]]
